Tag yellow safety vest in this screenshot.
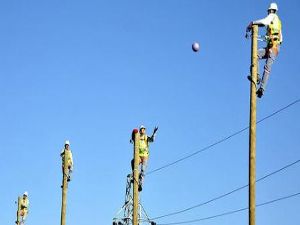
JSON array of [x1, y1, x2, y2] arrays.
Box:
[[61, 149, 73, 168], [267, 14, 282, 47], [20, 198, 29, 210], [139, 134, 149, 157]]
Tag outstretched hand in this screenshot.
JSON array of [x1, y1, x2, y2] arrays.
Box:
[[245, 32, 250, 39], [246, 22, 253, 32], [153, 126, 159, 134]]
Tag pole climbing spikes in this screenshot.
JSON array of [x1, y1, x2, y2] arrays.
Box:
[[112, 173, 156, 225]]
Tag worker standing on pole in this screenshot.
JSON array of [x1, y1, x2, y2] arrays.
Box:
[[246, 2, 282, 98], [16, 192, 29, 225], [60, 140, 73, 225], [131, 125, 158, 191], [60, 140, 73, 183]]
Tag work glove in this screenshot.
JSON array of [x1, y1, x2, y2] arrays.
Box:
[[245, 32, 250, 39], [246, 22, 253, 32], [153, 126, 158, 134]]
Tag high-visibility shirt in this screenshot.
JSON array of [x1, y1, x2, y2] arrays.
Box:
[[138, 134, 154, 157], [20, 198, 29, 210], [267, 14, 282, 45], [61, 149, 73, 169], [253, 13, 283, 45]]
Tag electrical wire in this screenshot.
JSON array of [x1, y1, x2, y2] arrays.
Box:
[[157, 192, 300, 225], [147, 98, 300, 175], [151, 159, 300, 220]]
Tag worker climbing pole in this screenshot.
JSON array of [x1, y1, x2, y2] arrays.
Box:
[[112, 173, 157, 225], [15, 192, 29, 225], [248, 24, 258, 225], [113, 126, 158, 225], [246, 2, 283, 98], [60, 140, 74, 225], [130, 125, 158, 192], [245, 3, 283, 225]]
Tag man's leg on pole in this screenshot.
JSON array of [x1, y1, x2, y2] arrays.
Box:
[[248, 48, 266, 84], [138, 157, 143, 191], [20, 210, 27, 224], [67, 167, 72, 182], [138, 157, 148, 191], [260, 48, 277, 91], [257, 48, 268, 82], [140, 157, 148, 176], [256, 48, 269, 97]]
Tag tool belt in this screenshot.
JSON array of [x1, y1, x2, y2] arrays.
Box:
[[139, 148, 149, 157], [267, 33, 281, 48]]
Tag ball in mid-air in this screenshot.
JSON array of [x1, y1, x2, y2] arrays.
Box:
[[192, 42, 200, 52]]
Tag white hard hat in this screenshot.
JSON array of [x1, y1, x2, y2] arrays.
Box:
[[268, 3, 278, 11], [139, 125, 146, 130], [23, 191, 28, 196], [65, 140, 70, 145]]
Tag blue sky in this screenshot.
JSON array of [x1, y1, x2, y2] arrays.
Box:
[[1, 1, 299, 225]]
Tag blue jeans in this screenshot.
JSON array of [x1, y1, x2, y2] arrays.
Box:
[[257, 46, 280, 91]]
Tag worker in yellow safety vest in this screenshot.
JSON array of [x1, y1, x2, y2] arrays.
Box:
[[131, 125, 158, 191], [246, 2, 282, 98], [60, 140, 73, 183], [17, 192, 29, 224]]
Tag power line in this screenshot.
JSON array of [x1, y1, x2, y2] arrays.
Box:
[[157, 192, 300, 225], [151, 159, 300, 220], [147, 98, 300, 175]]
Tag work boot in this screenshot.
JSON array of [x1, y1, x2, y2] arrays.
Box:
[[256, 88, 264, 98], [138, 184, 143, 192], [67, 174, 72, 182]]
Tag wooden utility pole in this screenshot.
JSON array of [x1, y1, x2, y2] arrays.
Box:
[[16, 196, 21, 225], [133, 131, 140, 225], [249, 25, 258, 225], [60, 150, 68, 225]]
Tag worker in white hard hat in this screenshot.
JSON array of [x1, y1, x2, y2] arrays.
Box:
[[246, 2, 282, 98], [131, 125, 158, 191], [18, 192, 29, 223], [60, 140, 73, 185]]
